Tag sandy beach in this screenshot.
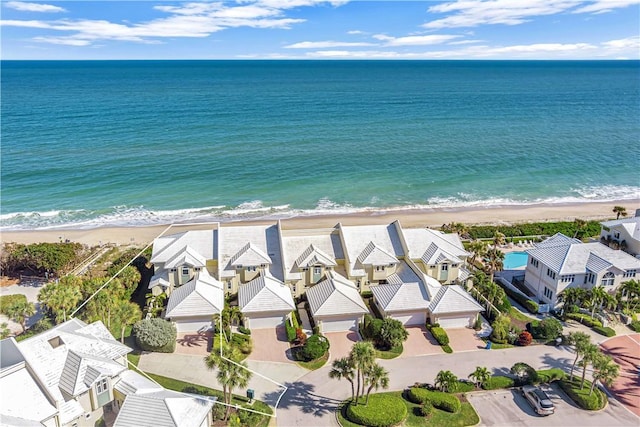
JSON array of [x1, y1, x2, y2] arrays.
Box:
[[2, 200, 637, 247]]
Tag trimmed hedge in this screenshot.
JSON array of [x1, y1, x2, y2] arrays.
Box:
[[500, 285, 539, 314], [407, 388, 461, 413], [593, 326, 616, 337], [482, 376, 515, 390], [558, 378, 605, 410], [535, 368, 565, 384], [628, 320, 640, 332], [300, 334, 329, 361], [133, 318, 176, 353], [285, 317, 296, 342], [431, 327, 449, 346], [345, 394, 407, 427], [442, 344, 453, 353], [565, 312, 603, 328]]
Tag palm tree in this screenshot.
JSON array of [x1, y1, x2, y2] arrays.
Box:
[[329, 357, 356, 402], [38, 281, 82, 323], [579, 343, 600, 389], [227, 305, 244, 327], [588, 286, 608, 319], [1, 322, 11, 339], [485, 248, 504, 282], [567, 332, 591, 381], [590, 353, 619, 396], [114, 301, 142, 343], [573, 218, 588, 239], [117, 266, 141, 298], [468, 240, 488, 266], [435, 370, 458, 393], [6, 300, 35, 333], [363, 363, 389, 405], [613, 206, 627, 219], [469, 366, 491, 389], [617, 280, 640, 312], [492, 231, 506, 248], [558, 287, 586, 312], [349, 341, 376, 403], [204, 347, 252, 420]]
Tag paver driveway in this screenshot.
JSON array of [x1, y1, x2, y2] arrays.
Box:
[[600, 333, 640, 417], [325, 331, 361, 361], [248, 326, 294, 363], [447, 327, 486, 352], [175, 331, 212, 355], [401, 326, 443, 357]]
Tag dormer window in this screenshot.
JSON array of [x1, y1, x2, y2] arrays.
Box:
[[247, 266, 257, 272], [314, 267, 322, 274], [181, 266, 189, 276], [194, 267, 201, 271], [375, 266, 385, 272], [170, 268, 177, 272], [442, 264, 449, 271]]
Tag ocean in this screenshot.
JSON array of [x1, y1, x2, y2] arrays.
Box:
[[1, 60, 639, 230]]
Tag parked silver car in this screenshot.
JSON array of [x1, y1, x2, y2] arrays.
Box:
[[521, 385, 555, 416]]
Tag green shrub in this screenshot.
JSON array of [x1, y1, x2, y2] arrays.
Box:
[[133, 318, 176, 353], [345, 394, 407, 427], [407, 388, 461, 413], [238, 326, 251, 335], [431, 327, 449, 346], [300, 334, 329, 361], [365, 318, 384, 341], [531, 317, 563, 340], [466, 221, 601, 240], [558, 378, 605, 410], [0, 294, 27, 316], [442, 344, 453, 353], [285, 318, 296, 343], [628, 320, 640, 332], [566, 313, 603, 328], [451, 381, 475, 393], [290, 311, 300, 329], [499, 285, 539, 314], [419, 401, 433, 417], [593, 326, 616, 337], [535, 368, 565, 383], [482, 376, 515, 390], [360, 290, 374, 299], [511, 363, 538, 386], [231, 332, 253, 354]]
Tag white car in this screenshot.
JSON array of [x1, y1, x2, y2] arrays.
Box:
[[521, 385, 555, 416]]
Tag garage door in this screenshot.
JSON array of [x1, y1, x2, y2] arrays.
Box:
[[393, 311, 426, 326], [173, 317, 213, 333], [436, 314, 475, 329], [321, 316, 358, 333], [247, 315, 285, 329]]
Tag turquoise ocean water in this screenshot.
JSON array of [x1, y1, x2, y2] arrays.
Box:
[[1, 60, 639, 230]]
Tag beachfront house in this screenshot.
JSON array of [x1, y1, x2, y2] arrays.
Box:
[[239, 272, 296, 329], [523, 233, 640, 307], [401, 228, 472, 285], [600, 211, 640, 257], [0, 319, 131, 427], [279, 226, 344, 298], [338, 222, 405, 291]]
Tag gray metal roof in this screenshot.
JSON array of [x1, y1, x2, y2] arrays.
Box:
[[340, 223, 404, 277], [151, 230, 215, 264], [114, 389, 213, 427], [370, 282, 430, 312], [164, 246, 208, 269], [114, 370, 164, 396], [230, 242, 273, 267], [218, 224, 284, 281], [402, 228, 469, 264], [306, 272, 368, 317], [280, 230, 343, 281], [59, 350, 126, 397], [239, 273, 295, 314], [165, 271, 224, 318], [429, 285, 484, 314], [295, 244, 337, 268], [357, 241, 399, 266]]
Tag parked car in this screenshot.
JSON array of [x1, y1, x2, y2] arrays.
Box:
[[521, 385, 555, 416]]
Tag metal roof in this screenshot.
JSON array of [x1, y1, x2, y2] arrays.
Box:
[[165, 271, 224, 318], [114, 389, 213, 427], [306, 272, 368, 317], [357, 241, 400, 266], [429, 285, 484, 314], [164, 246, 208, 269], [340, 223, 404, 277], [239, 273, 295, 313], [218, 224, 284, 281], [151, 230, 214, 264], [370, 282, 430, 312], [403, 228, 469, 264]]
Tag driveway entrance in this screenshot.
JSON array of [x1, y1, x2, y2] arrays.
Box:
[[401, 326, 444, 357], [447, 328, 486, 352], [325, 331, 361, 361], [248, 326, 294, 364]]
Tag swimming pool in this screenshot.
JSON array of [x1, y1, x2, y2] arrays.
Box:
[[503, 251, 529, 269]]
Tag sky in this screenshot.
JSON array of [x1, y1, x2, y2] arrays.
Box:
[[1, 0, 639, 60]]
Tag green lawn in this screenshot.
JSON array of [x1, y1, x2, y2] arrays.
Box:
[[297, 351, 329, 370], [508, 307, 533, 330], [337, 391, 479, 427], [375, 344, 403, 359]]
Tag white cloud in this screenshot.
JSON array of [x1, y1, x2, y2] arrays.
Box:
[[448, 39, 484, 45], [601, 35, 640, 49], [32, 36, 90, 46], [4, 1, 65, 13], [347, 30, 364, 35], [373, 34, 460, 46], [284, 40, 374, 48], [571, 0, 640, 14], [424, 0, 583, 28]]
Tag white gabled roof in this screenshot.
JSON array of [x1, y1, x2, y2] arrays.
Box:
[[114, 389, 213, 427], [114, 370, 164, 396], [601, 216, 640, 240], [295, 244, 337, 269], [357, 241, 399, 266], [149, 270, 170, 290], [429, 285, 484, 314], [165, 270, 224, 318], [239, 273, 295, 314], [306, 272, 368, 317], [370, 282, 430, 312], [17, 319, 131, 424], [59, 350, 126, 397], [402, 228, 469, 265], [340, 223, 404, 276], [527, 233, 640, 274], [164, 246, 208, 269], [230, 242, 272, 267], [151, 230, 214, 264]]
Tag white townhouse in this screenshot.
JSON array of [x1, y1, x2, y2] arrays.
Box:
[[401, 228, 471, 285], [600, 212, 640, 257], [239, 272, 296, 329], [0, 319, 214, 427], [523, 233, 640, 306]]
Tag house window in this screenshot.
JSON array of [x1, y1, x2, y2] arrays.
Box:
[[546, 268, 556, 280], [292, 285, 296, 293], [170, 268, 176, 272], [246, 266, 257, 272], [614, 232, 620, 239], [194, 267, 201, 271], [96, 378, 108, 394], [442, 264, 449, 271], [302, 267, 309, 271], [543, 287, 553, 300], [181, 266, 189, 276], [356, 280, 361, 289], [227, 281, 232, 290], [561, 275, 575, 283], [624, 270, 637, 278], [451, 264, 458, 268], [375, 266, 385, 272], [601, 272, 615, 286], [530, 258, 539, 268], [314, 267, 322, 275]]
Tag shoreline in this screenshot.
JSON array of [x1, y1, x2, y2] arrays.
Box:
[[1, 200, 637, 247]]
